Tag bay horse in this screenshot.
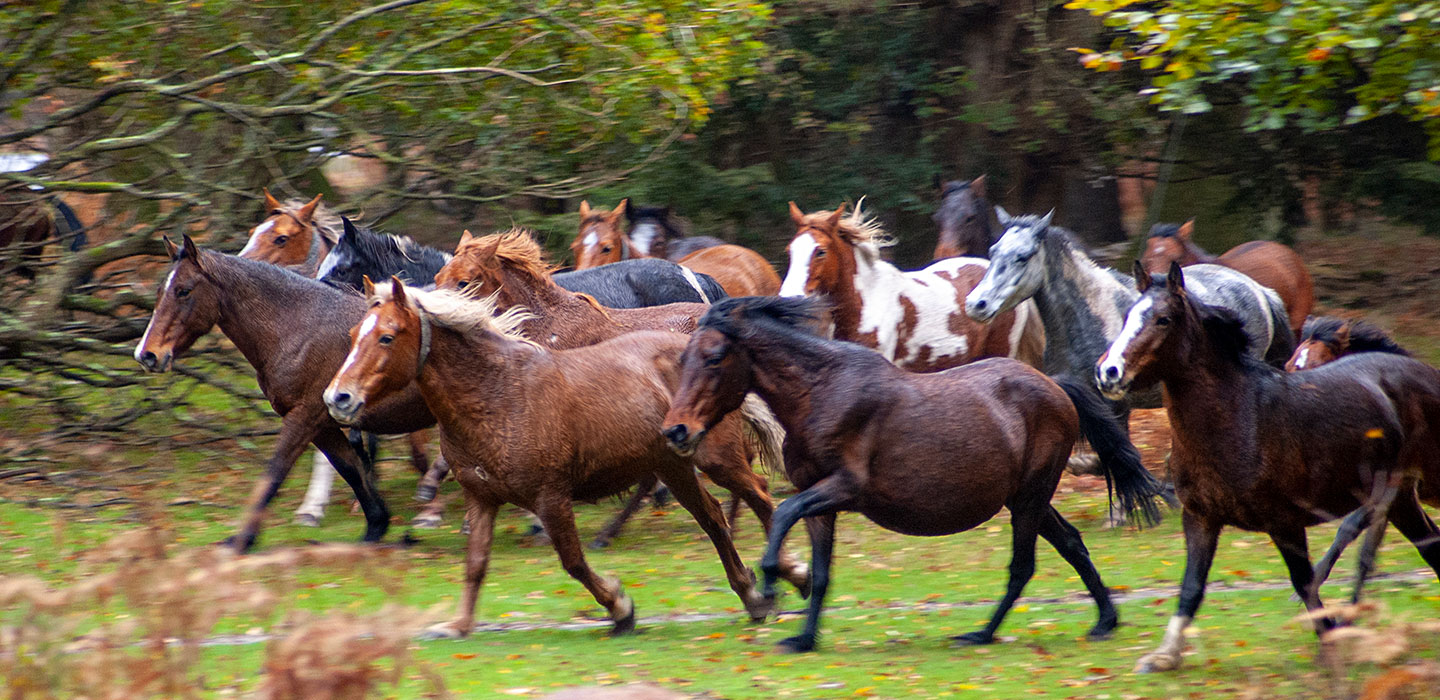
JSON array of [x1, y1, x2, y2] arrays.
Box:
[[432, 230, 804, 557], [237, 190, 337, 277], [1141, 219, 1314, 338], [571, 199, 775, 297], [246, 212, 445, 528], [0, 191, 87, 280], [1095, 263, 1440, 673], [323, 280, 794, 638], [931, 175, 995, 260], [626, 203, 725, 261], [779, 200, 1046, 372], [1284, 316, 1436, 589], [135, 237, 441, 551], [965, 210, 1293, 440], [660, 296, 1163, 653]]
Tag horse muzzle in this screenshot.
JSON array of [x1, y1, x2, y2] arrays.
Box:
[[662, 423, 706, 457], [324, 387, 364, 426], [134, 348, 173, 373], [964, 292, 1002, 323], [1095, 362, 1130, 401]]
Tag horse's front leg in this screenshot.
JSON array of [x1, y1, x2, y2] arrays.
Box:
[[314, 426, 391, 544], [759, 471, 856, 601], [1136, 510, 1221, 673], [421, 494, 498, 639], [778, 513, 835, 654], [1269, 526, 1330, 635], [590, 472, 658, 549], [659, 463, 773, 622], [1350, 470, 1405, 605], [226, 410, 321, 552], [533, 493, 636, 635]]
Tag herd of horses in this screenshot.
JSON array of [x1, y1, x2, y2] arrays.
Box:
[[127, 180, 1440, 674]]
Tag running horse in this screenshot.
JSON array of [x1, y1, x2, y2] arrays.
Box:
[[1141, 219, 1314, 339], [626, 203, 726, 261], [661, 296, 1163, 652], [571, 199, 780, 297], [931, 175, 995, 260], [237, 190, 335, 277], [1096, 264, 1440, 673], [430, 229, 806, 559], [779, 200, 1045, 372], [324, 280, 802, 638], [0, 189, 86, 279]]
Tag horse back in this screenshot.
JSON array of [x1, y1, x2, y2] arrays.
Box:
[[677, 244, 781, 297], [1218, 240, 1314, 335]]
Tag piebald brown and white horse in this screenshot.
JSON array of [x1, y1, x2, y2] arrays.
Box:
[[778, 200, 1045, 372]]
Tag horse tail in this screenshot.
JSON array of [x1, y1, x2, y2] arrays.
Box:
[[51, 197, 87, 251], [738, 393, 784, 477], [1052, 374, 1164, 527]]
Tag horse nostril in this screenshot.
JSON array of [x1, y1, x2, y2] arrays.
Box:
[[1104, 366, 1120, 381], [663, 425, 689, 444], [333, 391, 352, 407], [973, 299, 987, 311], [137, 350, 157, 368]]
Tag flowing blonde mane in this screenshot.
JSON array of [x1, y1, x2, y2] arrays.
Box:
[[281, 197, 342, 246], [482, 229, 555, 283], [372, 284, 537, 346], [836, 198, 894, 260]]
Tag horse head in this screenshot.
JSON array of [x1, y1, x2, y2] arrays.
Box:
[[570, 199, 629, 269]]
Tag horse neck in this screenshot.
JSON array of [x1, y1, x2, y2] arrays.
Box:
[[830, 244, 891, 337], [415, 323, 543, 436], [741, 327, 848, 431], [1033, 238, 1136, 366], [300, 229, 330, 277], [1153, 332, 1257, 456], [1180, 239, 1216, 265], [210, 261, 318, 374], [502, 270, 621, 348]]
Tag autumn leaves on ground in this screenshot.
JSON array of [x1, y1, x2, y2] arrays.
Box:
[[3, 228, 1440, 699]]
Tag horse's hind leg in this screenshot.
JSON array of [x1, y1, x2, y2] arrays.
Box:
[[421, 494, 498, 640], [314, 427, 391, 544], [658, 464, 772, 622], [407, 429, 432, 476], [1350, 472, 1406, 605], [590, 473, 658, 550], [1268, 526, 1332, 634], [1037, 505, 1118, 640], [954, 503, 1043, 647], [534, 494, 636, 635], [412, 454, 452, 529], [777, 513, 835, 654], [1387, 487, 1440, 577]]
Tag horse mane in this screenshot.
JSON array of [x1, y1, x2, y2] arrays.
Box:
[[628, 205, 691, 239], [573, 292, 615, 321], [372, 284, 537, 346], [939, 180, 971, 198], [1147, 223, 1183, 239], [1190, 296, 1258, 366], [477, 229, 555, 284], [834, 198, 895, 260], [1301, 316, 1411, 356], [203, 246, 358, 299], [701, 296, 823, 337], [281, 197, 342, 245], [331, 222, 451, 283]]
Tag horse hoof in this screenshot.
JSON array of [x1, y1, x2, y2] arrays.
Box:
[[789, 563, 812, 600], [950, 631, 994, 647], [588, 538, 612, 550], [219, 534, 255, 553], [295, 513, 321, 527], [775, 634, 816, 654], [414, 484, 438, 503], [610, 595, 637, 636], [1086, 627, 1115, 641], [411, 514, 443, 529], [417, 623, 468, 641], [1134, 652, 1181, 674], [744, 592, 777, 623]]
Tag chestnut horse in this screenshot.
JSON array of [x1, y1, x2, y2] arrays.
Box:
[[931, 175, 995, 260], [661, 296, 1162, 653], [237, 190, 337, 277], [1141, 220, 1314, 338], [570, 199, 778, 297], [779, 201, 1045, 372], [324, 281, 799, 638], [432, 229, 802, 553], [1096, 263, 1440, 673], [134, 237, 444, 551], [1284, 316, 1436, 589]]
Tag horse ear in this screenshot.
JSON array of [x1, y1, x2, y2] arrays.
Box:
[[163, 235, 180, 261], [994, 205, 1011, 225], [389, 275, 407, 306], [297, 193, 323, 224], [610, 198, 628, 221], [181, 235, 205, 271], [1039, 209, 1055, 230], [262, 188, 281, 212], [971, 174, 988, 199], [1167, 261, 1187, 295], [458, 229, 474, 249], [578, 200, 592, 219], [788, 201, 805, 227], [1335, 321, 1352, 348], [1178, 219, 1194, 241], [825, 203, 846, 229], [362, 275, 376, 299], [1133, 260, 1152, 293], [341, 216, 359, 241], [624, 201, 638, 222]]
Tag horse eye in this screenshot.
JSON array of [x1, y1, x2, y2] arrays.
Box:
[[601, 245, 612, 253], [378, 334, 394, 346], [703, 354, 724, 368], [814, 249, 826, 258], [1155, 316, 1171, 327], [273, 235, 288, 246], [175, 288, 190, 299]]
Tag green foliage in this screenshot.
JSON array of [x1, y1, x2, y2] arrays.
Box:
[[1067, 0, 1440, 156]]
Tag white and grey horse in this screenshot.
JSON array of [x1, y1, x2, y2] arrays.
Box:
[[965, 209, 1293, 430]]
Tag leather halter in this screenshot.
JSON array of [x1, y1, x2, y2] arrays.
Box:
[[414, 302, 434, 375]]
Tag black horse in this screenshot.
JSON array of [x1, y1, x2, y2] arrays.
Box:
[[317, 218, 727, 307]]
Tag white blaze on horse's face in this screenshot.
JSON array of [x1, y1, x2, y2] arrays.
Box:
[[629, 222, 660, 256], [779, 233, 820, 298], [315, 244, 347, 280], [238, 219, 274, 257], [966, 225, 1045, 322], [1293, 347, 1310, 369], [1096, 296, 1153, 399]]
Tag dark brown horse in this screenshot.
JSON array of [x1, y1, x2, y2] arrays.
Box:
[[661, 296, 1162, 653], [1141, 220, 1314, 338], [323, 280, 801, 638], [431, 229, 801, 553], [134, 237, 440, 551], [1096, 263, 1440, 673], [0, 191, 86, 279], [932, 175, 994, 260], [1284, 316, 1437, 587]]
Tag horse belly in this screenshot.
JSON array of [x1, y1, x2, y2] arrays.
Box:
[[859, 498, 1003, 537]]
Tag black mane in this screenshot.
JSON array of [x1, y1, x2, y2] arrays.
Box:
[[1301, 316, 1410, 356], [319, 218, 451, 291], [1148, 223, 1183, 239], [1192, 297, 1259, 367], [701, 296, 823, 337], [626, 204, 690, 239]]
